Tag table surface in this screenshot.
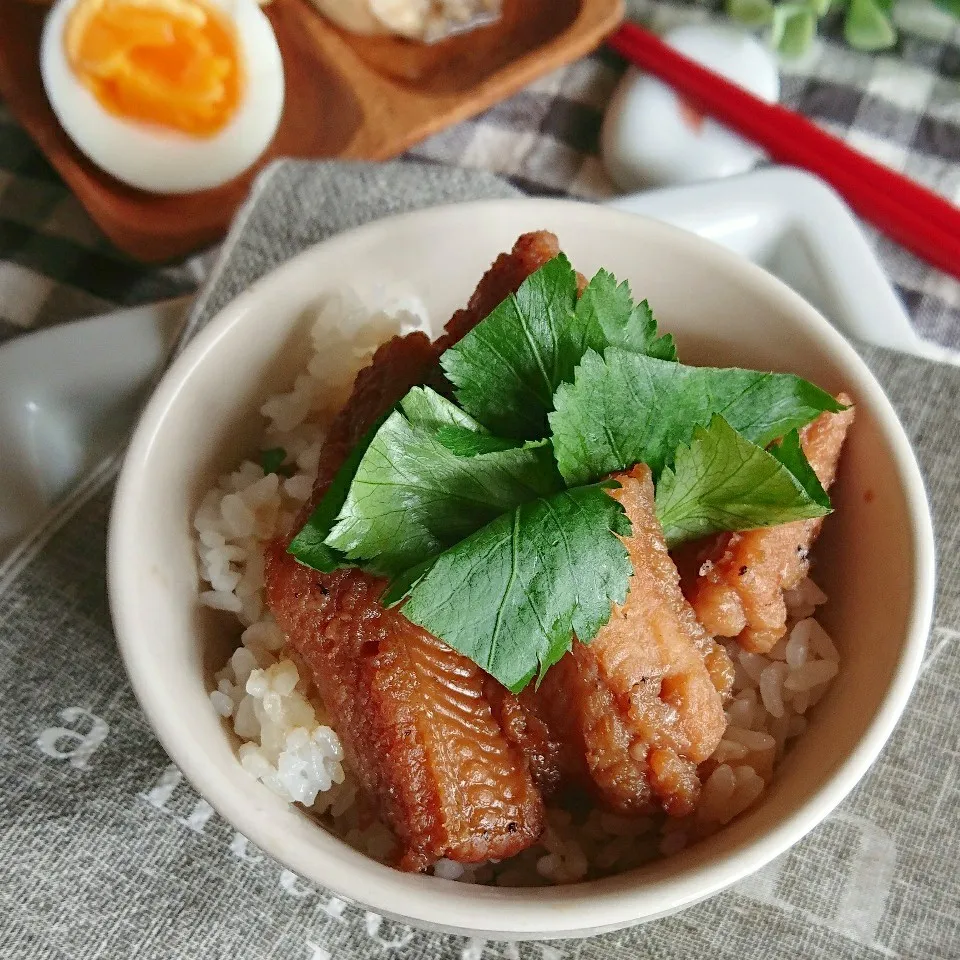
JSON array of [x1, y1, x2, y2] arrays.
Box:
[[1, 0, 958, 349]]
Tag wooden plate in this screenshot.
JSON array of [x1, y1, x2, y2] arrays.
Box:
[[0, 0, 624, 261]]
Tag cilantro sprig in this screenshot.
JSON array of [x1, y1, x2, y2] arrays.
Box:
[[288, 254, 843, 691]]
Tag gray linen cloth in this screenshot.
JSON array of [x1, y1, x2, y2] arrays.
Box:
[[1, 160, 957, 960]]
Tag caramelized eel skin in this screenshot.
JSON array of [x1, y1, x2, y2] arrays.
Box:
[[265, 550, 545, 870], [677, 398, 855, 654], [265, 233, 561, 870], [492, 468, 733, 819]]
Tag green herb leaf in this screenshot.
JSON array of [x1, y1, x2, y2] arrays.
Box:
[[290, 388, 521, 572], [727, 0, 775, 28], [399, 385, 489, 434], [441, 254, 581, 439], [324, 409, 564, 577], [769, 428, 832, 509], [654, 416, 832, 547], [260, 447, 293, 477], [844, 0, 897, 50], [391, 483, 633, 693], [440, 259, 677, 440], [932, 0, 960, 17], [549, 349, 843, 486], [287, 414, 389, 572], [568, 270, 678, 363], [400, 385, 526, 455], [433, 426, 526, 456], [772, 4, 817, 56], [381, 555, 436, 607], [646, 330, 678, 362]]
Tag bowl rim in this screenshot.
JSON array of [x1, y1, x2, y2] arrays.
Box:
[[108, 197, 935, 939]]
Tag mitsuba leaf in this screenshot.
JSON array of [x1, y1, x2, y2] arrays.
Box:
[[549, 348, 844, 486], [291, 389, 474, 572], [400, 387, 523, 457], [434, 426, 526, 456], [400, 387, 525, 454], [381, 555, 437, 608], [390, 483, 633, 693], [654, 416, 832, 547], [769, 428, 832, 509], [440, 259, 677, 441], [324, 408, 564, 577], [399, 385, 488, 433], [567, 270, 678, 363], [287, 413, 389, 572], [441, 254, 581, 439]]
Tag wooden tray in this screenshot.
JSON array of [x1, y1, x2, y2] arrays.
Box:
[[0, 0, 623, 262]]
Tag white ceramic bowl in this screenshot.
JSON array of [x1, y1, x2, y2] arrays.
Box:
[[108, 199, 934, 940]]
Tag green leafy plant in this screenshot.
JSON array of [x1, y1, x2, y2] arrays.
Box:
[[324, 391, 563, 577], [727, 0, 908, 55], [289, 257, 842, 692]]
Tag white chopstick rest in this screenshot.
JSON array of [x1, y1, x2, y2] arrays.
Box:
[[601, 24, 780, 191]]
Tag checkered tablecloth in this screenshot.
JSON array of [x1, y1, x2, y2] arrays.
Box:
[[1, 0, 958, 347]]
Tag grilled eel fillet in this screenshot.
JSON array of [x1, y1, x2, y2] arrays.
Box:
[[490, 467, 732, 818], [266, 232, 561, 870], [678, 398, 855, 654]]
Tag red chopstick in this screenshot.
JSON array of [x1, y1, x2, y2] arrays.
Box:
[[608, 22, 960, 283]]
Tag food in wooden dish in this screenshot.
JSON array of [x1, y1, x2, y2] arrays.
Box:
[[309, 0, 503, 41], [4, 0, 623, 257], [199, 233, 853, 883]]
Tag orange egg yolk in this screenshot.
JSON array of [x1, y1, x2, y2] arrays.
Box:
[[64, 0, 243, 137]]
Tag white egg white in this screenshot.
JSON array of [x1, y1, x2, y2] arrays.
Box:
[[41, 0, 285, 194]]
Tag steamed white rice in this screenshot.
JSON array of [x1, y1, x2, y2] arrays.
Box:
[[198, 299, 842, 885]]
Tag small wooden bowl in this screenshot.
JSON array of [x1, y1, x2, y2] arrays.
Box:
[[0, 0, 624, 261]]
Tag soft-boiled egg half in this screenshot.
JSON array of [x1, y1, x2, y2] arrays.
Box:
[[41, 0, 285, 194]]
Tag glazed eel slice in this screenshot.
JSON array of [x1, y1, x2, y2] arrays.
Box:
[[266, 233, 560, 871], [492, 467, 732, 818], [679, 398, 855, 654]]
